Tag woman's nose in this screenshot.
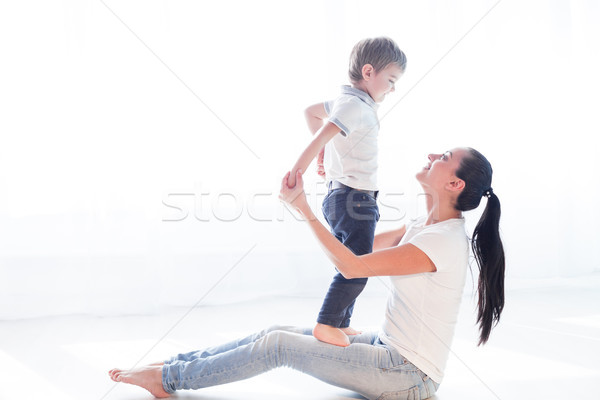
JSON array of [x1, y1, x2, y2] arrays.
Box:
[[428, 153, 442, 162]]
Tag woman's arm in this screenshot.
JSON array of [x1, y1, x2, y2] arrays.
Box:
[[373, 226, 407, 251], [280, 171, 435, 279]]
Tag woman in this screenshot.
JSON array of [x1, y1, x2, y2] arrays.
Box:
[[108, 147, 505, 400]]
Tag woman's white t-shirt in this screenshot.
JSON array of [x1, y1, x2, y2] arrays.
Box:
[[379, 217, 469, 383]]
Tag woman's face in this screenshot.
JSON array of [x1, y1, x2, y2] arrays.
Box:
[[416, 148, 469, 192]]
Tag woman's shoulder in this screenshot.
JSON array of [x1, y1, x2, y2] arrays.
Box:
[[405, 216, 464, 233], [406, 217, 468, 252], [408, 218, 469, 273]]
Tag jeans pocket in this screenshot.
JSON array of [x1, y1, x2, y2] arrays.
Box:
[[417, 370, 438, 398], [376, 385, 420, 400]]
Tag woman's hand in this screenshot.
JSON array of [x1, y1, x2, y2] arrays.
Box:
[[279, 170, 310, 216]]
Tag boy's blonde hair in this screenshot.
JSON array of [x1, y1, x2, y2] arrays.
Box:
[[348, 37, 407, 83]]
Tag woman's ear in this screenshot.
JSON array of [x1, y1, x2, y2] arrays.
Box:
[[361, 64, 374, 81], [446, 178, 466, 192]]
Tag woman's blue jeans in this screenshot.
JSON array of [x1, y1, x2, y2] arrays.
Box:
[[318, 187, 380, 328], [162, 325, 439, 400]]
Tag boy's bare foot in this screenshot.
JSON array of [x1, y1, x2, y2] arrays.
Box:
[[340, 326, 362, 335], [313, 323, 350, 347], [108, 365, 170, 398]]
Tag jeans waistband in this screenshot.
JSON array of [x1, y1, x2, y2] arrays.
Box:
[[328, 180, 379, 200]]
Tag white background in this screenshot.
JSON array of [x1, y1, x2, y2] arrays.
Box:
[[1, 0, 599, 319]]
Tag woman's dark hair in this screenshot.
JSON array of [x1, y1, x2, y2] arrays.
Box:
[[455, 148, 505, 346]]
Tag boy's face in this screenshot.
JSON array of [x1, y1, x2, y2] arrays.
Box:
[[364, 64, 404, 103]]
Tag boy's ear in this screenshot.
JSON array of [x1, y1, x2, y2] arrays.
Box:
[[361, 64, 375, 81]]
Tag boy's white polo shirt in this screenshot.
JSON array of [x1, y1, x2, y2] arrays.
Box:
[[324, 85, 380, 191]]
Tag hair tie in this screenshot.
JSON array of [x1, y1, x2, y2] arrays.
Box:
[[483, 187, 494, 198]]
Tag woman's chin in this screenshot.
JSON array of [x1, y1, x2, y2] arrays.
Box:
[[415, 169, 428, 182]]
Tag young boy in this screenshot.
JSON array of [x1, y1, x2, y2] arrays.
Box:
[[287, 37, 407, 347]]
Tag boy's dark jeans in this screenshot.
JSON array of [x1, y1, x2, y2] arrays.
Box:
[[317, 186, 380, 328]]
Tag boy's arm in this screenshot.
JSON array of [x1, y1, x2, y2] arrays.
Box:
[[287, 121, 340, 188], [305, 103, 328, 178], [304, 103, 328, 135]]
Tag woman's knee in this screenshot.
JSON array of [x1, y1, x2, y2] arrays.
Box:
[[265, 324, 289, 334], [265, 325, 308, 334], [254, 329, 295, 364]]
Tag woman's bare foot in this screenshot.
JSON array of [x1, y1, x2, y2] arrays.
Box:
[[108, 365, 170, 398], [340, 326, 362, 335], [313, 323, 350, 347]]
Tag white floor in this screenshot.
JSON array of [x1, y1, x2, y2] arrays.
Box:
[[1, 275, 599, 400]]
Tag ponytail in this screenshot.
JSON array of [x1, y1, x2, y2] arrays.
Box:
[[455, 148, 506, 346], [471, 191, 505, 345]]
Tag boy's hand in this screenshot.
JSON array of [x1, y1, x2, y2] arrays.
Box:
[[316, 148, 325, 179], [279, 170, 309, 214], [287, 170, 297, 189]]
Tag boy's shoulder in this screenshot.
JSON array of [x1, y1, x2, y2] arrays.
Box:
[[326, 93, 363, 113], [327, 87, 377, 115]]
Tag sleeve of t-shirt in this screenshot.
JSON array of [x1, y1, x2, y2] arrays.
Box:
[[325, 98, 362, 137], [408, 229, 458, 273]]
